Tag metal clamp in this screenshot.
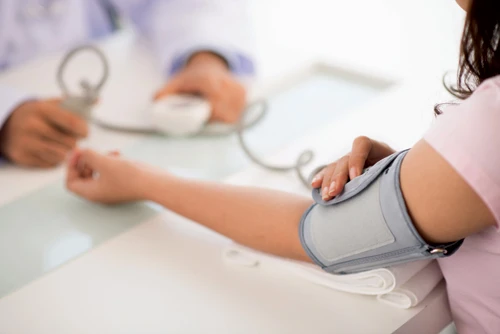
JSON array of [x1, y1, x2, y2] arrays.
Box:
[[57, 45, 109, 119]]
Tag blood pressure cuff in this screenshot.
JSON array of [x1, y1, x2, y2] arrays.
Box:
[[299, 150, 463, 275]]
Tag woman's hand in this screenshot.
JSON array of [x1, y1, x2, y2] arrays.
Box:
[[66, 149, 163, 204], [311, 136, 396, 200]]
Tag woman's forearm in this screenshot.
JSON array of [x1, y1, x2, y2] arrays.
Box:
[[137, 140, 496, 259], [143, 174, 314, 262]]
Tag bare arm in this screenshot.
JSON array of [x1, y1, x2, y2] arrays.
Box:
[[66, 140, 497, 262], [149, 142, 495, 249], [66, 149, 313, 262], [144, 176, 313, 262], [401, 140, 495, 243]]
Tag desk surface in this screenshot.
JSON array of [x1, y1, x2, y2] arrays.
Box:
[[0, 32, 450, 333]]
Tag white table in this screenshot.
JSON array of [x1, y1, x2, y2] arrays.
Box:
[[0, 32, 452, 333]]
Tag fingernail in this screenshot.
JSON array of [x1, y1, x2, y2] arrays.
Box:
[[322, 187, 329, 199], [311, 176, 319, 184], [328, 181, 336, 195], [350, 167, 358, 180]]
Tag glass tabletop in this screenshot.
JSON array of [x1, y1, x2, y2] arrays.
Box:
[[0, 71, 386, 299], [125, 73, 381, 179]]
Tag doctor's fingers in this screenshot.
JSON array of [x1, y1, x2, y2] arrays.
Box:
[[227, 82, 247, 122], [210, 90, 245, 123], [6, 144, 53, 168], [28, 116, 78, 150], [28, 136, 69, 166], [39, 101, 89, 138], [167, 74, 230, 121], [154, 80, 179, 100], [154, 70, 213, 100], [209, 80, 246, 123], [6, 137, 66, 168], [18, 154, 55, 168]]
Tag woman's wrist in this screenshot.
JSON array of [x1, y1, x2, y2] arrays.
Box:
[[135, 166, 178, 203]]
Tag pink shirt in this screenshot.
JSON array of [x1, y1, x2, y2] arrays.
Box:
[[424, 76, 500, 334]]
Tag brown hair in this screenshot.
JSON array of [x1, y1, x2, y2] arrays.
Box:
[[436, 0, 500, 114]]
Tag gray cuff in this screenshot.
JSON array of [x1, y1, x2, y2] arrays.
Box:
[[300, 150, 463, 275]]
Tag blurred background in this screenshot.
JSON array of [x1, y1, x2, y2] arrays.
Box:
[[252, 0, 465, 83], [0, 2, 467, 333]]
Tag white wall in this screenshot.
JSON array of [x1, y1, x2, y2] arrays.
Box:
[[252, 0, 466, 83]]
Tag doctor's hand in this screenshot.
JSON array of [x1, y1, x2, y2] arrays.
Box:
[[311, 136, 395, 201], [66, 149, 164, 204], [154, 52, 246, 123], [0, 99, 88, 168]]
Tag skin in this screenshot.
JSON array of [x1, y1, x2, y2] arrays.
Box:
[[66, 0, 494, 261], [0, 52, 245, 168], [456, 0, 470, 11], [154, 52, 246, 124], [0, 99, 87, 168], [312, 137, 495, 244], [66, 136, 496, 261], [66, 150, 312, 262], [311, 136, 396, 201]]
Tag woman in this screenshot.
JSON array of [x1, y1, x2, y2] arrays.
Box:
[[66, 0, 500, 332]]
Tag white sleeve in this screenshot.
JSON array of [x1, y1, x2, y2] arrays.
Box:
[[109, 0, 255, 76], [0, 84, 31, 130]]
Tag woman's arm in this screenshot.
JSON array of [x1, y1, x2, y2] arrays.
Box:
[[401, 140, 495, 243], [146, 176, 313, 261], [66, 150, 313, 262], [66, 138, 496, 262]]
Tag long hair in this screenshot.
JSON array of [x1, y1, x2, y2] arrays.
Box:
[[436, 0, 500, 114]]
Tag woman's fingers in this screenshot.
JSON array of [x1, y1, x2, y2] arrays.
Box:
[[327, 156, 350, 198], [66, 150, 83, 184], [349, 136, 373, 179], [312, 136, 396, 201], [65, 150, 107, 200], [319, 155, 350, 201], [81, 165, 93, 178], [311, 169, 325, 188], [320, 163, 337, 199]]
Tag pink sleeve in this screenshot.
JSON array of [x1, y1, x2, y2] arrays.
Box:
[[424, 76, 500, 228]]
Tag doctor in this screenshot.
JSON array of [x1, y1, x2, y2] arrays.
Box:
[[0, 0, 254, 168]]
